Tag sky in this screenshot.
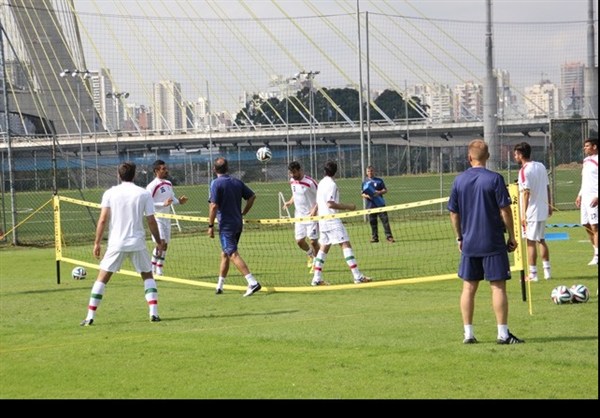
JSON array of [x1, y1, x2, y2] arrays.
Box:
[[71, 0, 597, 116]]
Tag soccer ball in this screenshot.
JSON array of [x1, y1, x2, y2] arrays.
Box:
[[550, 285, 571, 305], [72, 266, 87, 280], [256, 146, 272, 162], [570, 284, 590, 303]]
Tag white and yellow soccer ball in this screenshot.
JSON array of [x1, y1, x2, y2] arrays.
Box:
[[569, 284, 590, 304], [550, 285, 571, 305], [256, 146, 272, 162], [72, 266, 87, 280]]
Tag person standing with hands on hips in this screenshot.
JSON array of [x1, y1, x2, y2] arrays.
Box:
[[146, 159, 188, 276], [208, 157, 261, 297], [361, 165, 394, 243], [81, 161, 165, 326], [448, 140, 523, 345], [576, 138, 598, 265]]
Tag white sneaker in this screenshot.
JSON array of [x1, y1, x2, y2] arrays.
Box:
[[588, 256, 598, 266], [544, 269, 551, 280], [528, 275, 539, 282]]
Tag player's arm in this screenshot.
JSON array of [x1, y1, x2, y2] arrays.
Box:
[[546, 185, 553, 216], [521, 188, 530, 225], [207, 202, 218, 238], [328, 200, 355, 211], [500, 205, 518, 252], [147, 214, 165, 252], [242, 194, 256, 216], [283, 195, 294, 209], [449, 211, 463, 251], [93, 207, 110, 259]]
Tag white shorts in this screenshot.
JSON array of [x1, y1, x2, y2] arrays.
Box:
[[99, 248, 153, 273], [152, 218, 171, 243], [319, 223, 350, 246], [580, 196, 599, 225], [294, 221, 319, 241], [523, 220, 546, 242]]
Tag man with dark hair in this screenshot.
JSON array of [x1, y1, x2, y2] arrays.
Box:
[[448, 140, 523, 345], [146, 159, 188, 276], [208, 157, 261, 296], [576, 138, 598, 265], [311, 159, 371, 286], [81, 162, 165, 326], [513, 142, 552, 281], [361, 165, 394, 243], [283, 161, 320, 269]]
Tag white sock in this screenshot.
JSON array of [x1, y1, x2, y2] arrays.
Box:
[[528, 266, 537, 277], [463, 324, 474, 339], [144, 278, 159, 317], [497, 325, 509, 340], [245, 273, 257, 286], [217, 276, 225, 289]]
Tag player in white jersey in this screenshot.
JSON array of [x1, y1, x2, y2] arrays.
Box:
[[513, 142, 553, 281], [146, 160, 188, 275], [282, 161, 320, 269], [310, 160, 371, 286], [80, 162, 165, 326], [575, 138, 598, 265]]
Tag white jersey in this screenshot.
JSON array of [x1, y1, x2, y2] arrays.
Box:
[[146, 177, 180, 215], [518, 160, 549, 221], [289, 175, 318, 219], [579, 154, 598, 197], [316, 176, 343, 231], [101, 182, 155, 252]]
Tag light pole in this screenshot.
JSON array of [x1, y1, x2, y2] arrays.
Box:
[[299, 70, 319, 176], [285, 76, 297, 165], [60, 69, 91, 189], [106, 91, 129, 158]]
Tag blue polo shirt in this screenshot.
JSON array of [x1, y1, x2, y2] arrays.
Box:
[[447, 167, 511, 257], [362, 176, 386, 208], [209, 174, 255, 233]]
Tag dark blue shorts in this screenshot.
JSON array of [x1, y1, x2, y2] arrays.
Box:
[[458, 252, 512, 281], [220, 230, 242, 256]]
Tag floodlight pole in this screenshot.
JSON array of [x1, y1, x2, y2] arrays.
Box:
[[60, 69, 91, 189]]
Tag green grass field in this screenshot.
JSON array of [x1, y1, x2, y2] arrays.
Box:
[[0, 209, 597, 399]]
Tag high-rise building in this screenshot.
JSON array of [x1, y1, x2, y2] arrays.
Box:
[[524, 81, 560, 118], [453, 81, 483, 122], [410, 83, 453, 122], [560, 62, 585, 117], [152, 80, 183, 133]]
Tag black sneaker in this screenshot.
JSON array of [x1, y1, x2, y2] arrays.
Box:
[[463, 337, 478, 344], [150, 315, 161, 322], [243, 282, 261, 297], [215, 288, 223, 295], [370, 238, 379, 243], [80, 319, 93, 327], [497, 332, 524, 344]]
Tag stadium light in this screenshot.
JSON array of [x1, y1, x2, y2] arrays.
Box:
[[106, 91, 130, 156], [299, 70, 320, 176], [59, 68, 91, 188]]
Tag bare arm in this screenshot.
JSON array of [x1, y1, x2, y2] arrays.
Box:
[[327, 201, 356, 211], [449, 211, 463, 251], [242, 194, 256, 216], [500, 205, 518, 252], [547, 185, 553, 217], [93, 207, 110, 259], [207, 202, 218, 238]]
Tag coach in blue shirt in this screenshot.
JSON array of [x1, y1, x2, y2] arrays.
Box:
[[361, 165, 394, 243], [208, 157, 261, 297], [448, 139, 523, 345]]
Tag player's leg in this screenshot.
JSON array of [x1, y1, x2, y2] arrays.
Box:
[[380, 211, 394, 242], [369, 213, 379, 242], [134, 250, 160, 321], [458, 254, 482, 343], [81, 250, 122, 326], [311, 230, 330, 285]]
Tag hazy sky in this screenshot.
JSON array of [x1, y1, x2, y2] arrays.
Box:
[[73, 0, 596, 115]]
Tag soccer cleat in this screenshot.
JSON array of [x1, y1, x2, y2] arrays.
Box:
[[150, 315, 161, 322], [497, 332, 524, 345], [386, 237, 395, 243], [307, 256, 314, 268], [528, 275, 539, 282], [588, 256, 598, 266], [80, 319, 94, 327], [463, 337, 478, 344], [370, 238, 379, 243], [354, 275, 372, 284], [243, 282, 262, 297], [311, 280, 329, 286], [215, 288, 223, 295]]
